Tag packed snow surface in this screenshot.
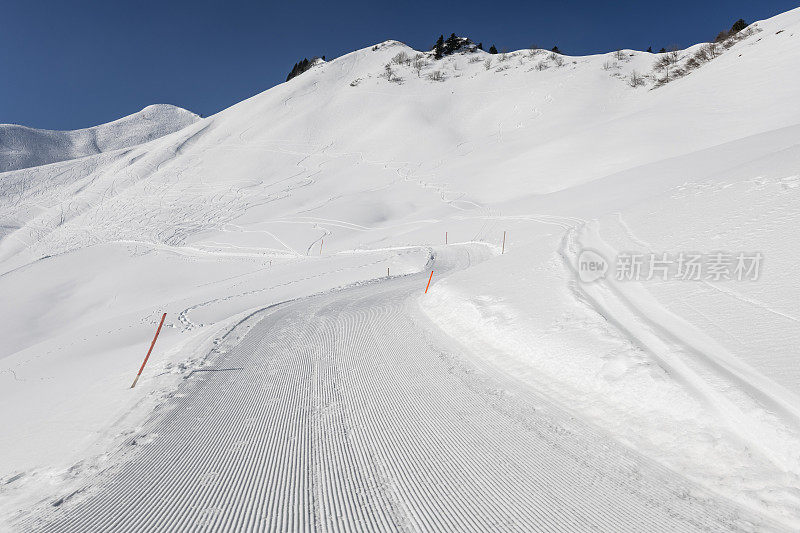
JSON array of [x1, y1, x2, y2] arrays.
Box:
[[2, 7, 800, 531]]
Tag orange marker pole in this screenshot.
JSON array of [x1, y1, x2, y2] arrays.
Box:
[[320, 238, 324, 255], [502, 231, 506, 254], [130, 313, 167, 389], [425, 271, 434, 293], [445, 231, 448, 244]]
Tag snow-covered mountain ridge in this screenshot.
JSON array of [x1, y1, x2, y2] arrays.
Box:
[[0, 104, 199, 172]]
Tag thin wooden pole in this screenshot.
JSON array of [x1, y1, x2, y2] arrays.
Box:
[[131, 313, 167, 389], [502, 231, 506, 254]]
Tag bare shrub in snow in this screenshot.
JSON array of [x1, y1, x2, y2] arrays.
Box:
[[383, 64, 401, 82], [710, 19, 756, 49], [468, 55, 482, 63], [535, 61, 548, 71], [392, 51, 409, 65], [693, 48, 709, 62], [741, 26, 757, 39], [614, 50, 625, 61], [429, 70, 444, 81], [653, 55, 673, 81], [413, 54, 426, 76], [483, 58, 492, 70], [666, 47, 681, 64], [550, 53, 565, 67], [603, 61, 618, 71], [704, 42, 719, 59], [628, 70, 645, 87], [727, 26, 757, 47]]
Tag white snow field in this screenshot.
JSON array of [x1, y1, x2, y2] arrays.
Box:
[[2, 6, 800, 531]]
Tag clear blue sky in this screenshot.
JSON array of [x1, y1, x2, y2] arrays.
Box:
[[1, 0, 796, 130]]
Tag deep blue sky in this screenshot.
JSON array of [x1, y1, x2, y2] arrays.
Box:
[[1, 0, 797, 130]]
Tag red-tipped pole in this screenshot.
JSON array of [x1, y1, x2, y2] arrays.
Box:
[[131, 313, 167, 389], [425, 271, 434, 294], [445, 231, 448, 245]]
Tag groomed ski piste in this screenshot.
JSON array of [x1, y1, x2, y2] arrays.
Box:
[[2, 7, 800, 532], [11, 247, 782, 532]]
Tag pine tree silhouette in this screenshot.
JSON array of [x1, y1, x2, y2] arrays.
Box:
[[444, 33, 460, 55], [286, 58, 315, 81], [434, 35, 445, 59], [730, 19, 748, 34]]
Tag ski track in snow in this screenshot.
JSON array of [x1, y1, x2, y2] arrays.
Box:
[[562, 223, 800, 479], [17, 247, 772, 532], [613, 212, 800, 324]]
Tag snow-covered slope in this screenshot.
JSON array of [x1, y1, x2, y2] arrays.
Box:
[[0, 104, 199, 172], [2, 7, 800, 530]]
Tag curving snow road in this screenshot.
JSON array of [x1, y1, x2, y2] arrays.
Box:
[[23, 247, 776, 532]]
